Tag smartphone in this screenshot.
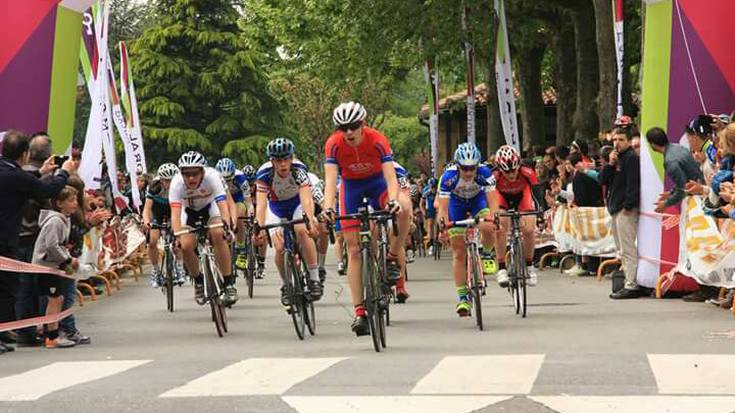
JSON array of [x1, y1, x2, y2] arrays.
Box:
[[54, 155, 69, 167]]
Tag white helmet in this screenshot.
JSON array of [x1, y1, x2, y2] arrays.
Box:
[[454, 142, 481, 166], [495, 145, 521, 172], [157, 163, 179, 179], [178, 151, 207, 169], [332, 101, 367, 126]]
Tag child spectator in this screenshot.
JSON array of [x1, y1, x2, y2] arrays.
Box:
[[32, 186, 79, 348]]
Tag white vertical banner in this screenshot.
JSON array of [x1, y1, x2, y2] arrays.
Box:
[[106, 55, 141, 210], [494, 0, 520, 151], [613, 0, 625, 119], [462, 3, 476, 145], [119, 41, 147, 174], [423, 59, 440, 176]]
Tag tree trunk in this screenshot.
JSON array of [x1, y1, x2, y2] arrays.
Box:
[[516, 41, 547, 151], [484, 67, 506, 152], [551, 18, 577, 145], [570, 0, 599, 141], [593, 0, 617, 131]]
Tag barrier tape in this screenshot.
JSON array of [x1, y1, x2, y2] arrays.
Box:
[[0, 256, 75, 280], [0, 255, 76, 332], [0, 308, 74, 333]]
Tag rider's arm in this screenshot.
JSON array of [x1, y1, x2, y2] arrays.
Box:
[[299, 184, 315, 220], [382, 161, 400, 203], [217, 199, 231, 227], [142, 199, 154, 225], [255, 182, 268, 227], [323, 164, 338, 211], [169, 178, 184, 233], [437, 197, 450, 226]]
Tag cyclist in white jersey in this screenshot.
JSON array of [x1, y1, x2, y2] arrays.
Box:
[[170, 151, 237, 306], [307, 171, 329, 283]]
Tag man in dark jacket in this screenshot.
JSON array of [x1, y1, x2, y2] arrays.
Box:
[[599, 126, 642, 299], [646, 127, 704, 212], [0, 130, 77, 354]]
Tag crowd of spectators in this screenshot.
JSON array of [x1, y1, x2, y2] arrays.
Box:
[[517, 113, 735, 308]]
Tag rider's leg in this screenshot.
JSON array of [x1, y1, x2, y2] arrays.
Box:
[[389, 191, 412, 257], [295, 223, 318, 280], [450, 232, 471, 315], [343, 231, 364, 308], [210, 224, 232, 281], [271, 230, 286, 281], [521, 215, 536, 263], [180, 234, 199, 276], [316, 222, 329, 279], [147, 230, 160, 269], [494, 214, 511, 287]]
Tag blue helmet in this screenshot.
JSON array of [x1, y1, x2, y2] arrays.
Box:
[[454, 142, 481, 166], [266, 137, 295, 159], [427, 177, 438, 187], [215, 158, 237, 180]]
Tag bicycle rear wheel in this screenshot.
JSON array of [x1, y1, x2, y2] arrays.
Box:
[[363, 249, 381, 352], [246, 243, 256, 298], [285, 252, 305, 340], [470, 252, 483, 331], [518, 255, 528, 318], [165, 250, 174, 312], [204, 257, 225, 337]]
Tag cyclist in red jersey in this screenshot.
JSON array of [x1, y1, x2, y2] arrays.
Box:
[[491, 145, 539, 288], [321, 101, 411, 337]]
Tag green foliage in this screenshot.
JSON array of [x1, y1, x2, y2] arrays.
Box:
[[132, 0, 281, 166], [380, 112, 429, 174]]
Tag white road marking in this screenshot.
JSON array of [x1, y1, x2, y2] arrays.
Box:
[[0, 360, 151, 401], [159, 357, 347, 397], [410, 355, 545, 395], [282, 396, 512, 413], [647, 354, 735, 394], [531, 396, 735, 413]]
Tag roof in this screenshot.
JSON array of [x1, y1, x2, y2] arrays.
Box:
[[419, 83, 557, 118]]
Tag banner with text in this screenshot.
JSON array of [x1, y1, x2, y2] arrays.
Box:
[[552, 205, 617, 257]]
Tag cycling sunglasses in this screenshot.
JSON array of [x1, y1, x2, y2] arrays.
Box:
[[181, 170, 203, 178], [337, 121, 363, 132], [459, 165, 477, 172], [269, 155, 293, 161]]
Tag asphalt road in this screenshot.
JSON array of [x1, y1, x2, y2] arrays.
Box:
[[1, 248, 734, 413]]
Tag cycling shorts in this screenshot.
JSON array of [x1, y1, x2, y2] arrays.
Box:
[[334, 202, 342, 232], [495, 186, 535, 212], [447, 193, 490, 237], [425, 207, 436, 219], [181, 203, 220, 228], [339, 175, 388, 232], [266, 197, 303, 236]]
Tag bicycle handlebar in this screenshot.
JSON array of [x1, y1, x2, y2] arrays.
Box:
[[255, 217, 311, 248], [495, 210, 543, 218], [324, 209, 398, 244], [173, 222, 226, 237]]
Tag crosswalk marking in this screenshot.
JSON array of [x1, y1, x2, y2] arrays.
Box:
[[159, 357, 347, 397], [647, 354, 735, 394], [282, 396, 512, 413], [531, 396, 735, 413], [0, 360, 151, 401], [410, 355, 545, 395]]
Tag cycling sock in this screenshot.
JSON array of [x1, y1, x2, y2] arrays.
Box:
[[46, 329, 59, 340], [224, 275, 235, 286], [308, 265, 320, 281], [354, 304, 366, 317], [317, 253, 326, 267], [498, 262, 506, 271]]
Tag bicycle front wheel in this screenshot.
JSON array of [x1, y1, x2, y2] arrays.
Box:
[[469, 252, 483, 331], [285, 252, 305, 340], [363, 248, 381, 352], [246, 243, 256, 298], [165, 250, 174, 312], [204, 256, 225, 337]]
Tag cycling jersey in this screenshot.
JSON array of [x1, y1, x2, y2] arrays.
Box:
[[146, 177, 169, 205], [393, 161, 410, 190], [169, 167, 227, 212], [422, 187, 437, 218], [492, 166, 539, 212], [223, 170, 251, 203], [307, 172, 325, 206], [325, 127, 393, 180], [438, 164, 494, 200], [256, 159, 310, 219]]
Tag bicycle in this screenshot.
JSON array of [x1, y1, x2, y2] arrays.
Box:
[[328, 198, 397, 352], [495, 210, 542, 318], [237, 216, 259, 299], [258, 217, 316, 340], [150, 222, 180, 312], [441, 216, 488, 331], [432, 220, 442, 261], [174, 221, 229, 337]]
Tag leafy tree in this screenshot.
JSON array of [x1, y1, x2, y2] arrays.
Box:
[[132, 0, 281, 166]]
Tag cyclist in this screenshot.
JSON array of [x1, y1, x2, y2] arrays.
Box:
[[392, 160, 412, 302], [491, 145, 540, 288], [421, 177, 438, 255], [142, 163, 186, 287], [307, 171, 329, 284], [333, 175, 347, 276], [321, 101, 409, 336], [169, 151, 237, 306], [243, 164, 266, 277], [437, 143, 496, 317], [215, 158, 252, 270], [254, 138, 323, 305]]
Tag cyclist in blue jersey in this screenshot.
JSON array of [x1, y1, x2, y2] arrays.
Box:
[[216, 158, 252, 270], [421, 177, 438, 255], [437, 143, 496, 317], [242, 164, 266, 276]]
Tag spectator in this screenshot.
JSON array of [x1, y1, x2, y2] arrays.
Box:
[[647, 127, 704, 213], [686, 115, 717, 169], [599, 126, 642, 299], [631, 136, 641, 155], [32, 186, 79, 348], [0, 130, 76, 355], [14, 132, 54, 347]]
